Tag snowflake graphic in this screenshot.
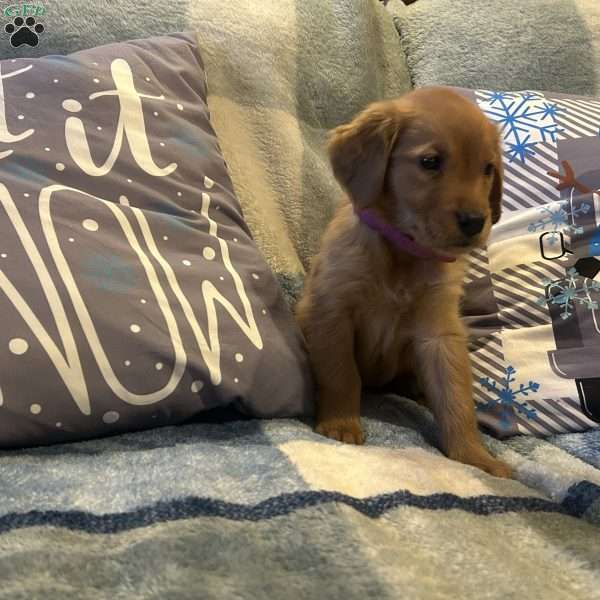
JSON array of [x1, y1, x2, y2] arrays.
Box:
[[478, 91, 564, 162], [537, 267, 600, 319], [477, 366, 539, 420], [527, 200, 591, 244]]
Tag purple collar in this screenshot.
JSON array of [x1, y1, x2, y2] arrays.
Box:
[[356, 208, 457, 263]]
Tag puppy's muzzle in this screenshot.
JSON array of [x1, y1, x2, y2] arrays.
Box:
[[456, 212, 485, 237]]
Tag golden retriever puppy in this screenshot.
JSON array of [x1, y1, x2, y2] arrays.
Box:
[[296, 87, 511, 478]]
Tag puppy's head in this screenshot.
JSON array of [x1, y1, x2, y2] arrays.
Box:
[[328, 87, 503, 254]]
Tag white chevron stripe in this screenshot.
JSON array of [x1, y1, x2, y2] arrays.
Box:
[[556, 116, 593, 138], [547, 399, 594, 430], [471, 366, 505, 390], [508, 260, 565, 281], [527, 262, 566, 280], [467, 262, 489, 277], [468, 251, 489, 266], [525, 158, 559, 184], [469, 336, 505, 402], [474, 392, 498, 408], [471, 333, 504, 360], [502, 196, 525, 212], [505, 165, 558, 197], [465, 258, 488, 271], [470, 336, 504, 359], [496, 301, 549, 326], [493, 274, 548, 307], [523, 262, 565, 281], [525, 408, 563, 434], [464, 253, 490, 283], [497, 312, 539, 329], [502, 193, 536, 212], [515, 414, 550, 435], [493, 270, 547, 298], [527, 399, 580, 432], [562, 96, 600, 107], [497, 309, 547, 329], [505, 175, 558, 203], [494, 272, 544, 299], [471, 363, 503, 383], [506, 157, 558, 188], [472, 350, 505, 374], [479, 339, 504, 361], [555, 98, 600, 122], [471, 342, 504, 366], [556, 107, 600, 132], [497, 301, 549, 324], [492, 293, 549, 325], [469, 332, 503, 349], [492, 282, 542, 304], [534, 418, 561, 435], [502, 181, 545, 208], [492, 300, 549, 322], [469, 331, 503, 348], [530, 145, 559, 171], [560, 396, 599, 428], [560, 98, 600, 118]]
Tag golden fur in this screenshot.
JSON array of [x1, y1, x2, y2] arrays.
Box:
[[296, 87, 511, 478]]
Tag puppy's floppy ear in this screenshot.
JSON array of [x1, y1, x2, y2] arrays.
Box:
[[328, 101, 404, 208], [489, 154, 504, 224], [489, 124, 504, 224]]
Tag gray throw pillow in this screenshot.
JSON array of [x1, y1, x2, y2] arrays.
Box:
[[393, 0, 600, 96], [0, 33, 313, 448]]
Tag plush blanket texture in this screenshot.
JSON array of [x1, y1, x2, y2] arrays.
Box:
[[394, 0, 600, 96], [0, 398, 598, 599]]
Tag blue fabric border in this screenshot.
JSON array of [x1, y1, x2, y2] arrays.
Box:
[[0, 482, 597, 535]]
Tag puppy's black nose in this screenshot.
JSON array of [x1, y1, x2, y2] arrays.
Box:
[[456, 212, 485, 237]]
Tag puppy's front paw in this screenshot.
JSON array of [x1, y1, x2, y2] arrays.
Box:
[[483, 458, 513, 479], [449, 445, 512, 479], [315, 417, 365, 445], [466, 452, 513, 479]]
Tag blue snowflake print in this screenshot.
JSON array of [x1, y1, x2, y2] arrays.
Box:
[[528, 201, 591, 244], [537, 267, 600, 319], [478, 91, 564, 163], [477, 366, 539, 420]]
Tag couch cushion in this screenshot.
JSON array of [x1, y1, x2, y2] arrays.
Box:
[[458, 87, 600, 437], [394, 0, 600, 96], [0, 33, 313, 447]]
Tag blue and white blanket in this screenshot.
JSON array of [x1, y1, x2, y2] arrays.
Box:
[[1, 396, 598, 599]]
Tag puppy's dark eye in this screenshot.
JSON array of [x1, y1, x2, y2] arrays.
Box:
[[484, 162, 494, 176], [420, 155, 442, 171]]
